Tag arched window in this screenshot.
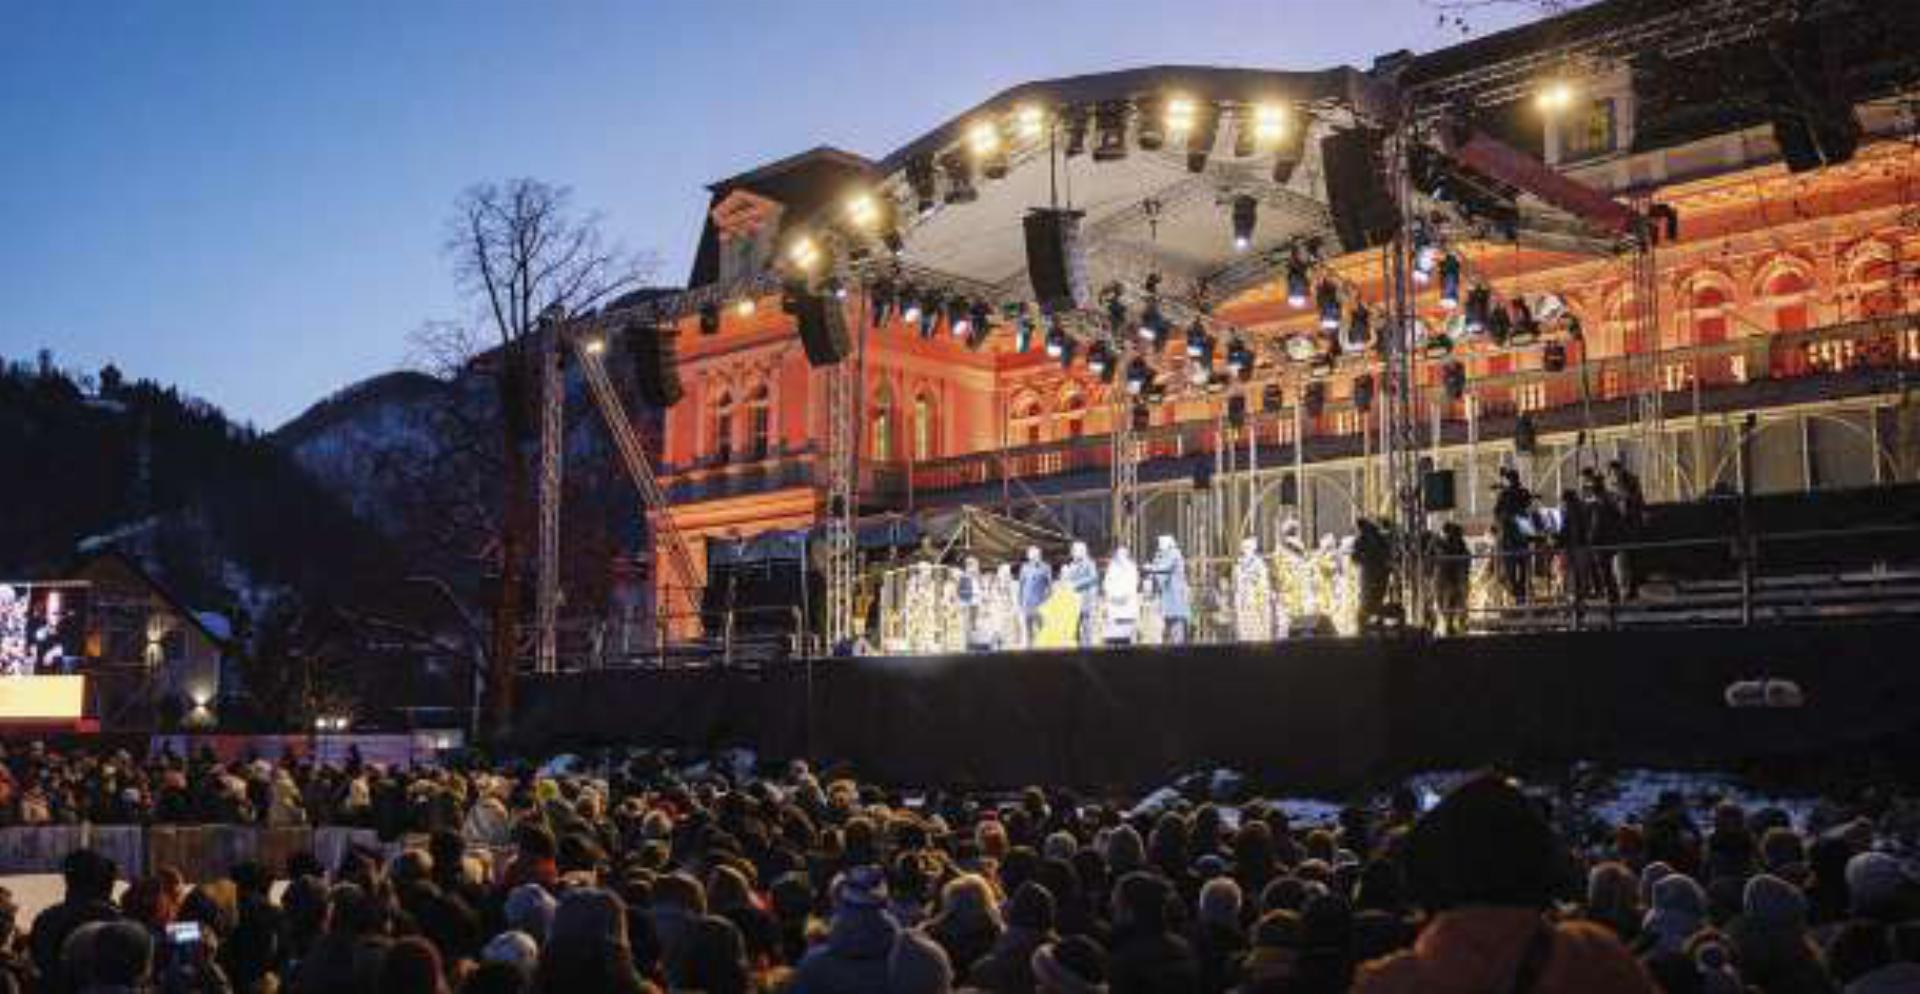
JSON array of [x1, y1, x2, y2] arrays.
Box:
[[1763, 268, 1813, 334], [745, 385, 771, 461], [1060, 391, 1087, 439], [871, 385, 893, 462], [712, 391, 735, 464], [1011, 395, 1044, 446], [912, 392, 937, 461], [1689, 283, 1731, 345]]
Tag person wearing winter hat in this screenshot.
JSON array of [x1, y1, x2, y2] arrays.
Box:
[[969, 881, 1058, 994], [1638, 874, 1708, 957], [1353, 775, 1659, 994], [1107, 871, 1200, 994], [1189, 877, 1247, 994], [503, 883, 558, 943], [1032, 935, 1108, 994], [789, 865, 903, 993], [482, 930, 539, 968], [1844, 852, 1918, 923], [1728, 873, 1832, 994]]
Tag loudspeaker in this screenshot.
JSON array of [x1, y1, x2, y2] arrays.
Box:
[[1227, 395, 1247, 428], [625, 322, 682, 407], [1515, 413, 1537, 454], [788, 289, 851, 367], [1321, 127, 1401, 253], [1024, 208, 1090, 313], [1422, 469, 1457, 512]]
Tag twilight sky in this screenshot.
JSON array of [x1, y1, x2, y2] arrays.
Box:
[[0, 1, 1539, 429]]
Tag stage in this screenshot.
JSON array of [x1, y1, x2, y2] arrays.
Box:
[[515, 618, 1920, 793]]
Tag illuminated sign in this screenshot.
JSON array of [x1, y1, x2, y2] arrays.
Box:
[[0, 676, 86, 721]]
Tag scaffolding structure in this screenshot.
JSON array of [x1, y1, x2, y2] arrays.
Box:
[[822, 325, 860, 649]]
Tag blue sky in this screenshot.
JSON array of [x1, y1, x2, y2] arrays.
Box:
[[0, 1, 1537, 428]]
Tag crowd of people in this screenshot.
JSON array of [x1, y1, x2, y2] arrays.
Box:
[[0, 741, 1915, 994]]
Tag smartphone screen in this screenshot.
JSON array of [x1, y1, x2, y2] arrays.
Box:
[[167, 922, 202, 945]]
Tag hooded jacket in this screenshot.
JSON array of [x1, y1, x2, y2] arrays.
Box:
[[1351, 907, 1659, 994]]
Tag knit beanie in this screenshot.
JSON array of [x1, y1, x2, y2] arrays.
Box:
[[833, 864, 890, 911], [1403, 776, 1564, 911]]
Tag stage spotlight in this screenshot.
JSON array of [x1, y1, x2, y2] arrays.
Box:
[[1465, 287, 1492, 336], [1164, 96, 1197, 138], [907, 156, 938, 213], [1231, 195, 1258, 251], [1412, 225, 1440, 284], [1438, 255, 1462, 310], [1507, 298, 1540, 346], [940, 152, 977, 204], [825, 277, 848, 301], [947, 298, 972, 338], [1226, 337, 1254, 380], [1342, 304, 1373, 353], [1286, 260, 1310, 308], [698, 301, 720, 335], [1125, 358, 1153, 396], [1044, 323, 1067, 358], [1309, 355, 1335, 379], [899, 288, 923, 327], [1353, 373, 1375, 413], [786, 233, 823, 272], [1015, 313, 1036, 353], [869, 280, 895, 328], [1316, 280, 1342, 331], [1253, 103, 1287, 147], [1184, 320, 1209, 359], [1283, 333, 1318, 364], [1424, 332, 1455, 360], [918, 291, 944, 337], [1093, 101, 1129, 161], [1016, 104, 1047, 141], [845, 192, 881, 230], [970, 120, 1009, 180], [735, 298, 757, 318], [1139, 301, 1168, 346], [1443, 360, 1468, 399], [1536, 80, 1576, 114]]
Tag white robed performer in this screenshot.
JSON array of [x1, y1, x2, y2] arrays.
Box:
[[1272, 519, 1308, 638], [1231, 536, 1274, 642], [1060, 541, 1100, 647], [1102, 545, 1142, 645], [957, 556, 989, 650], [903, 561, 944, 654]]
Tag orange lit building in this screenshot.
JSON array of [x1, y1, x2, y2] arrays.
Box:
[[630, 0, 1920, 627]]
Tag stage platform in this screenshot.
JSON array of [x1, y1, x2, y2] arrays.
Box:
[[515, 618, 1920, 794]]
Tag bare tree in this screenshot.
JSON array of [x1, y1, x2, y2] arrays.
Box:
[[443, 179, 651, 740], [1423, 0, 1595, 35]]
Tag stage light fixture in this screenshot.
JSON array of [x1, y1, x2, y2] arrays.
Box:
[[907, 156, 938, 213], [1316, 280, 1342, 331], [1139, 302, 1168, 346], [1283, 333, 1318, 364], [735, 298, 757, 318], [918, 291, 944, 337], [1231, 195, 1258, 252], [947, 298, 972, 338], [1184, 320, 1209, 359], [1015, 313, 1036, 353], [1125, 358, 1152, 396], [1536, 80, 1576, 114], [1438, 255, 1462, 310], [825, 277, 848, 301], [1542, 341, 1567, 372], [1165, 96, 1197, 137], [1424, 332, 1455, 360], [869, 280, 896, 328], [698, 301, 720, 335], [1253, 103, 1287, 147], [1044, 324, 1067, 358], [787, 234, 823, 272], [970, 120, 1009, 179], [1016, 104, 1047, 140], [1507, 299, 1540, 346], [1226, 337, 1254, 380], [845, 191, 887, 231], [940, 152, 977, 204], [1093, 102, 1129, 161], [899, 289, 923, 327], [1464, 287, 1492, 335], [1412, 226, 1439, 283], [1286, 260, 1310, 308], [1443, 360, 1468, 400], [1342, 304, 1373, 353], [1087, 342, 1112, 378], [1486, 299, 1512, 344]]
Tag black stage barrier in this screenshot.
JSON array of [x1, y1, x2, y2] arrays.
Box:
[[516, 618, 1920, 794]]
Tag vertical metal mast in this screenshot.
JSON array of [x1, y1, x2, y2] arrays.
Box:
[[822, 299, 861, 649], [1110, 387, 1140, 553], [534, 319, 565, 674], [1383, 113, 1429, 627], [1629, 205, 1667, 499]]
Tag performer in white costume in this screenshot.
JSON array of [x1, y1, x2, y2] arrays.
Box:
[[957, 556, 989, 651], [986, 562, 1025, 650], [1101, 545, 1142, 645], [1231, 535, 1274, 642]]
